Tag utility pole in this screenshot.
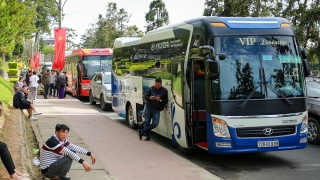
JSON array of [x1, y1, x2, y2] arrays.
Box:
[[58, 0, 62, 28]]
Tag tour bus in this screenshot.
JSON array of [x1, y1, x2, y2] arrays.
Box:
[[64, 48, 112, 98], [111, 17, 309, 154]]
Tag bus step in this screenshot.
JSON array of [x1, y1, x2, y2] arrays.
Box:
[[195, 142, 208, 150]]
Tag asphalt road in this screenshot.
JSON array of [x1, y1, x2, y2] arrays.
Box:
[[82, 98, 320, 180]]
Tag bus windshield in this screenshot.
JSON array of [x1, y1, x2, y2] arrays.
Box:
[[82, 55, 112, 79], [211, 36, 305, 100]]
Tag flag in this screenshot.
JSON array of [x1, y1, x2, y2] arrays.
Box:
[[52, 28, 67, 71], [35, 52, 40, 69], [30, 57, 35, 70]]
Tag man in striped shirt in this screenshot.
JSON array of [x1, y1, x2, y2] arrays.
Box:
[[40, 124, 96, 180]]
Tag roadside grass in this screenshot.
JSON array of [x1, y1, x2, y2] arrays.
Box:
[[24, 115, 46, 179], [0, 76, 14, 107]]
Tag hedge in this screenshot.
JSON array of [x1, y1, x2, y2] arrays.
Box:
[[8, 62, 18, 69], [9, 78, 18, 83], [8, 69, 18, 76]]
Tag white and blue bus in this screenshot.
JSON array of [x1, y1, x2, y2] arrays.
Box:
[[111, 17, 309, 154]]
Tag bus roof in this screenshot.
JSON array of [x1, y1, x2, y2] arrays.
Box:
[[114, 16, 292, 48], [67, 48, 113, 57]]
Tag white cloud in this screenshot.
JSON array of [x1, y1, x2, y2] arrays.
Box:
[[62, 0, 205, 44]]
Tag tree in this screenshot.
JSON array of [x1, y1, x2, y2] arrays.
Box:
[[66, 28, 78, 50], [81, 2, 133, 48], [145, 0, 169, 33], [125, 25, 144, 37]]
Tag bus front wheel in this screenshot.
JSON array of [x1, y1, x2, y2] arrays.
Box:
[[178, 146, 195, 155], [308, 117, 320, 144], [126, 104, 138, 129]]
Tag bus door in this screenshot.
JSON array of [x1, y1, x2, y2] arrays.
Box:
[[186, 59, 208, 150], [170, 60, 188, 148]]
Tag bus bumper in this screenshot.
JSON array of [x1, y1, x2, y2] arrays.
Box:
[[81, 89, 89, 97], [207, 123, 308, 154]]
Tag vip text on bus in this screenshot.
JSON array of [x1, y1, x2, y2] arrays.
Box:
[[111, 17, 309, 154], [65, 48, 112, 99]]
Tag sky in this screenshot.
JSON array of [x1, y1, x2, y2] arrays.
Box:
[[61, 0, 205, 44]]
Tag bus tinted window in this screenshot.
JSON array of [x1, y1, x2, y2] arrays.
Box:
[[212, 36, 305, 100], [82, 55, 112, 79]]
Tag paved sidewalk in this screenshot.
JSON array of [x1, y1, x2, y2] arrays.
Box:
[[31, 95, 222, 180]]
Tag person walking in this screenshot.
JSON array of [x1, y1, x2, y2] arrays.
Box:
[[57, 73, 66, 99], [25, 70, 32, 87], [29, 71, 39, 100], [40, 124, 96, 180], [14, 77, 24, 92], [49, 70, 56, 96], [64, 72, 68, 98], [42, 70, 50, 99], [54, 72, 60, 97], [138, 78, 168, 141], [13, 85, 42, 120], [0, 101, 26, 180]]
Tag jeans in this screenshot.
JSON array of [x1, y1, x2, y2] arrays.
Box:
[[49, 83, 55, 95], [140, 106, 160, 138], [43, 84, 49, 98]]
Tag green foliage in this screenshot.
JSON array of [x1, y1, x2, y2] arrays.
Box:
[[8, 69, 18, 76], [145, 0, 169, 32], [125, 25, 144, 37], [8, 62, 18, 69], [9, 77, 18, 83], [0, 76, 14, 106], [147, 71, 172, 79], [12, 43, 24, 56]]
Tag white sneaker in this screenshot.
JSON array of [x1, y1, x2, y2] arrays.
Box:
[[30, 116, 37, 120], [34, 111, 42, 115]]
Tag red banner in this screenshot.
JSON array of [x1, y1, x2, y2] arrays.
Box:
[[52, 28, 67, 71], [30, 57, 35, 70], [35, 52, 40, 69]]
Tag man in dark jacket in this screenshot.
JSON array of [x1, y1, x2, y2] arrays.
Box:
[[13, 85, 42, 120], [25, 70, 32, 86], [138, 78, 168, 141], [42, 70, 51, 99]]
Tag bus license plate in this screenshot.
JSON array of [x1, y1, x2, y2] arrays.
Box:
[[257, 140, 279, 148]]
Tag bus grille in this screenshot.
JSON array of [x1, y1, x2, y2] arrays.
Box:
[[236, 125, 296, 138]]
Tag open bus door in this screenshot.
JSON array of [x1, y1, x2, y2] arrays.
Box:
[[185, 58, 208, 151]]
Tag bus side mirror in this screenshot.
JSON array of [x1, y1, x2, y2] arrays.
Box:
[[205, 60, 220, 80], [199, 45, 226, 61], [300, 46, 310, 77]]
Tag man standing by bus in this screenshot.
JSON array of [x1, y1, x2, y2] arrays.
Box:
[[139, 78, 168, 141]]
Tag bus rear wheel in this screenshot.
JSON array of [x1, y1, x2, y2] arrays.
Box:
[[126, 104, 138, 129]]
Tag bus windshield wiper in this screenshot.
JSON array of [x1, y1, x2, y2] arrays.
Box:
[[238, 83, 261, 109], [266, 82, 293, 106]]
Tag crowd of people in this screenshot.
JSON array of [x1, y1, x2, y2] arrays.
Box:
[[13, 69, 69, 120]]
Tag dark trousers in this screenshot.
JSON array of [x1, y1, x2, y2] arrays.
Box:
[[54, 85, 59, 97], [43, 156, 73, 178], [0, 142, 15, 175], [49, 83, 55, 95], [43, 84, 49, 98]]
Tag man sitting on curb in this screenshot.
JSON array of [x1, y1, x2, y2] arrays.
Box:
[[40, 124, 96, 180], [13, 85, 42, 120]]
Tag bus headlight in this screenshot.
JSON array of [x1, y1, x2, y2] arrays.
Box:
[[300, 115, 308, 134], [212, 118, 230, 138]]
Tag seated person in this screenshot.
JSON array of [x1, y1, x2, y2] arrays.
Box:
[[194, 62, 204, 77], [40, 124, 96, 180], [13, 85, 42, 120]]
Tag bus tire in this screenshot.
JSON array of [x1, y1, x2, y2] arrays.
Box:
[[126, 104, 138, 129], [89, 91, 96, 105], [178, 146, 195, 155], [308, 117, 320, 144], [100, 95, 107, 111]]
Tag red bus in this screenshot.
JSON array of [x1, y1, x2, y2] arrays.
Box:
[[64, 48, 112, 99]]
